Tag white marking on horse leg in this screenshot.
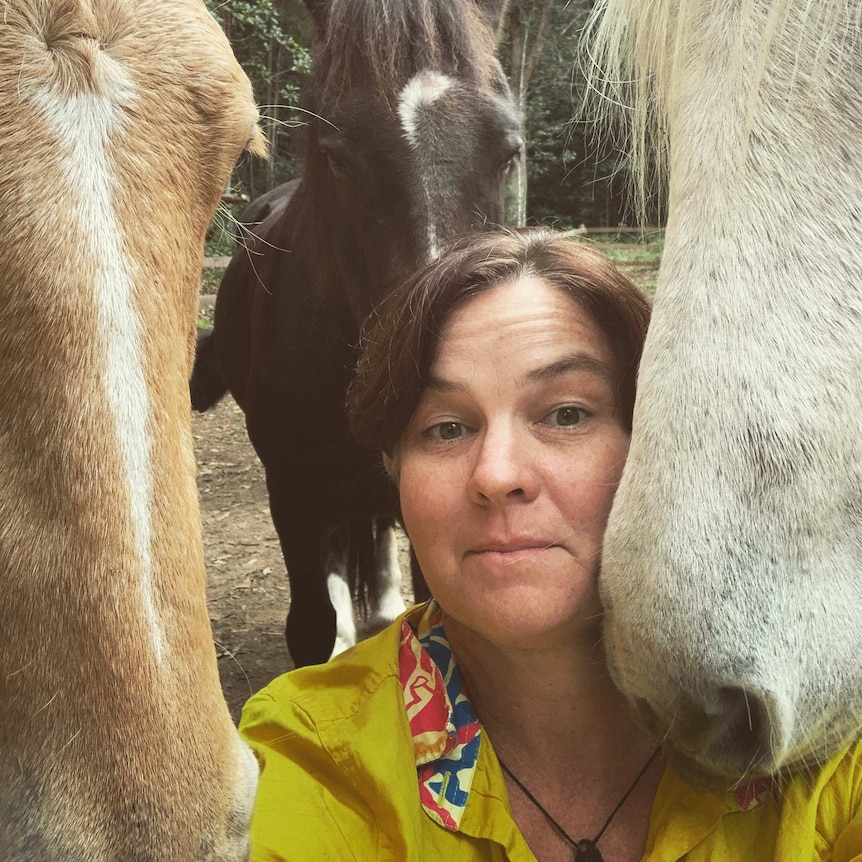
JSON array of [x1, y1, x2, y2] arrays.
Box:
[[327, 567, 357, 659], [35, 61, 166, 663], [397, 71, 456, 260], [368, 524, 406, 631]]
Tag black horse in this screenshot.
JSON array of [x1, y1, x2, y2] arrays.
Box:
[[192, 0, 522, 667]]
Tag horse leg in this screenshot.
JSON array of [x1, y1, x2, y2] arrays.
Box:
[[368, 518, 407, 631], [409, 543, 432, 603], [326, 542, 357, 658], [282, 526, 336, 666], [266, 480, 336, 666]]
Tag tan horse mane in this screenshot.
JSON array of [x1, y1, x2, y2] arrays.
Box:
[[582, 0, 860, 217]]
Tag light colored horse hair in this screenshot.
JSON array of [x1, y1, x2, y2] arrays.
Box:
[[584, 0, 861, 215], [1, 0, 263, 857], [583, 0, 862, 783]]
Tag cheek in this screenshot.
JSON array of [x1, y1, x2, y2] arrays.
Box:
[[398, 460, 462, 566], [592, 438, 630, 520], [399, 471, 439, 543], [559, 437, 630, 526]]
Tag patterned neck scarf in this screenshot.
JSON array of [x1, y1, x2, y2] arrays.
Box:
[[399, 601, 481, 830]]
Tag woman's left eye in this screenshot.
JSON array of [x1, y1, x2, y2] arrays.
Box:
[[543, 406, 589, 428], [426, 421, 466, 441]]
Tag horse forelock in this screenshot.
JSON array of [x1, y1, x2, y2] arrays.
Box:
[[297, 0, 518, 293], [585, 0, 862, 215], [313, 0, 499, 104]]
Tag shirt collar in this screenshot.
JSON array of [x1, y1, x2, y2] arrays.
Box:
[[733, 776, 774, 811], [399, 600, 481, 831], [398, 600, 773, 836]]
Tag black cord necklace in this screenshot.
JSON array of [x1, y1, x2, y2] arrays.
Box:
[[496, 747, 660, 862]]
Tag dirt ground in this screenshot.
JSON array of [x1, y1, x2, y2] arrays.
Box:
[[193, 396, 414, 723]]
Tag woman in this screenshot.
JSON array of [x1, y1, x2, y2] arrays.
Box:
[[239, 229, 862, 861]]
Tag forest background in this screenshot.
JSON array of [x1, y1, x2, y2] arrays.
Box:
[[204, 0, 661, 230]]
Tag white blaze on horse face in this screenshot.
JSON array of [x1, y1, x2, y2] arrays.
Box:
[[397, 70, 457, 260], [398, 70, 454, 149], [34, 60, 167, 665]]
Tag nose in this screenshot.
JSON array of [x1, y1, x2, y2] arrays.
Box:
[[656, 685, 790, 779], [467, 427, 539, 506]]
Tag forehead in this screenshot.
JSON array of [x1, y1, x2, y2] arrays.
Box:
[[434, 276, 615, 374], [139, 5, 258, 121], [397, 68, 521, 136], [0, 2, 259, 201], [324, 67, 520, 144]]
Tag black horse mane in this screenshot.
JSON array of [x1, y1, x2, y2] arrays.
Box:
[[313, 0, 499, 100]]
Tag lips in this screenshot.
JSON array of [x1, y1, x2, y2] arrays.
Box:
[[467, 539, 560, 556]]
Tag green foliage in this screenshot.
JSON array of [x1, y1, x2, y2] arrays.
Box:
[[200, 266, 227, 296], [205, 0, 660, 228], [205, 0, 312, 198], [498, 0, 634, 228], [204, 202, 247, 258], [526, 87, 628, 228], [204, 229, 236, 259]]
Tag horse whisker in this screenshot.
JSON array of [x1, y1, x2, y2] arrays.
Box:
[[55, 728, 83, 760], [32, 690, 60, 719], [212, 204, 290, 257], [498, 540, 565, 565], [257, 104, 341, 132], [257, 113, 307, 131], [213, 639, 255, 698]]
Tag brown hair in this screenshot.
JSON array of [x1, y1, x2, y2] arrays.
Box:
[[348, 227, 651, 458]]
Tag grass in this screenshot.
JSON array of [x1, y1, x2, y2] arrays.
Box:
[[602, 243, 664, 265], [200, 266, 227, 294], [196, 231, 665, 326], [586, 231, 663, 298], [602, 248, 662, 297]]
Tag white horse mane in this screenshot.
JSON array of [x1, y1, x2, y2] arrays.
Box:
[[584, 0, 861, 212]]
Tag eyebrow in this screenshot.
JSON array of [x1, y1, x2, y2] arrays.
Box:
[[526, 353, 616, 384], [425, 352, 616, 393]]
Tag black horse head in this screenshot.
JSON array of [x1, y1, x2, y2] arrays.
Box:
[[301, 0, 522, 321]]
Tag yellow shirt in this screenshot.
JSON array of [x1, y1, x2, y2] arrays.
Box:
[[239, 607, 862, 861]]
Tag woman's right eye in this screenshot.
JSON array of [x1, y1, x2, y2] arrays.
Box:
[[426, 421, 465, 441]]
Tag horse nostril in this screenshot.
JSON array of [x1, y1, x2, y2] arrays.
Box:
[[699, 686, 778, 774], [715, 686, 763, 732]]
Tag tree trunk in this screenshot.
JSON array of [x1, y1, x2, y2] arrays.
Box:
[[506, 0, 554, 226], [508, 4, 527, 225]]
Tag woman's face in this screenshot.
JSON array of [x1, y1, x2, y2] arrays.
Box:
[[398, 275, 631, 650]]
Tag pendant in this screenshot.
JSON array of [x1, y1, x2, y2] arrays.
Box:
[[574, 839, 604, 862]]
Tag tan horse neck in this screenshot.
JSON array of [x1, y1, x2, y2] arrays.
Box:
[[0, 1, 264, 858]]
